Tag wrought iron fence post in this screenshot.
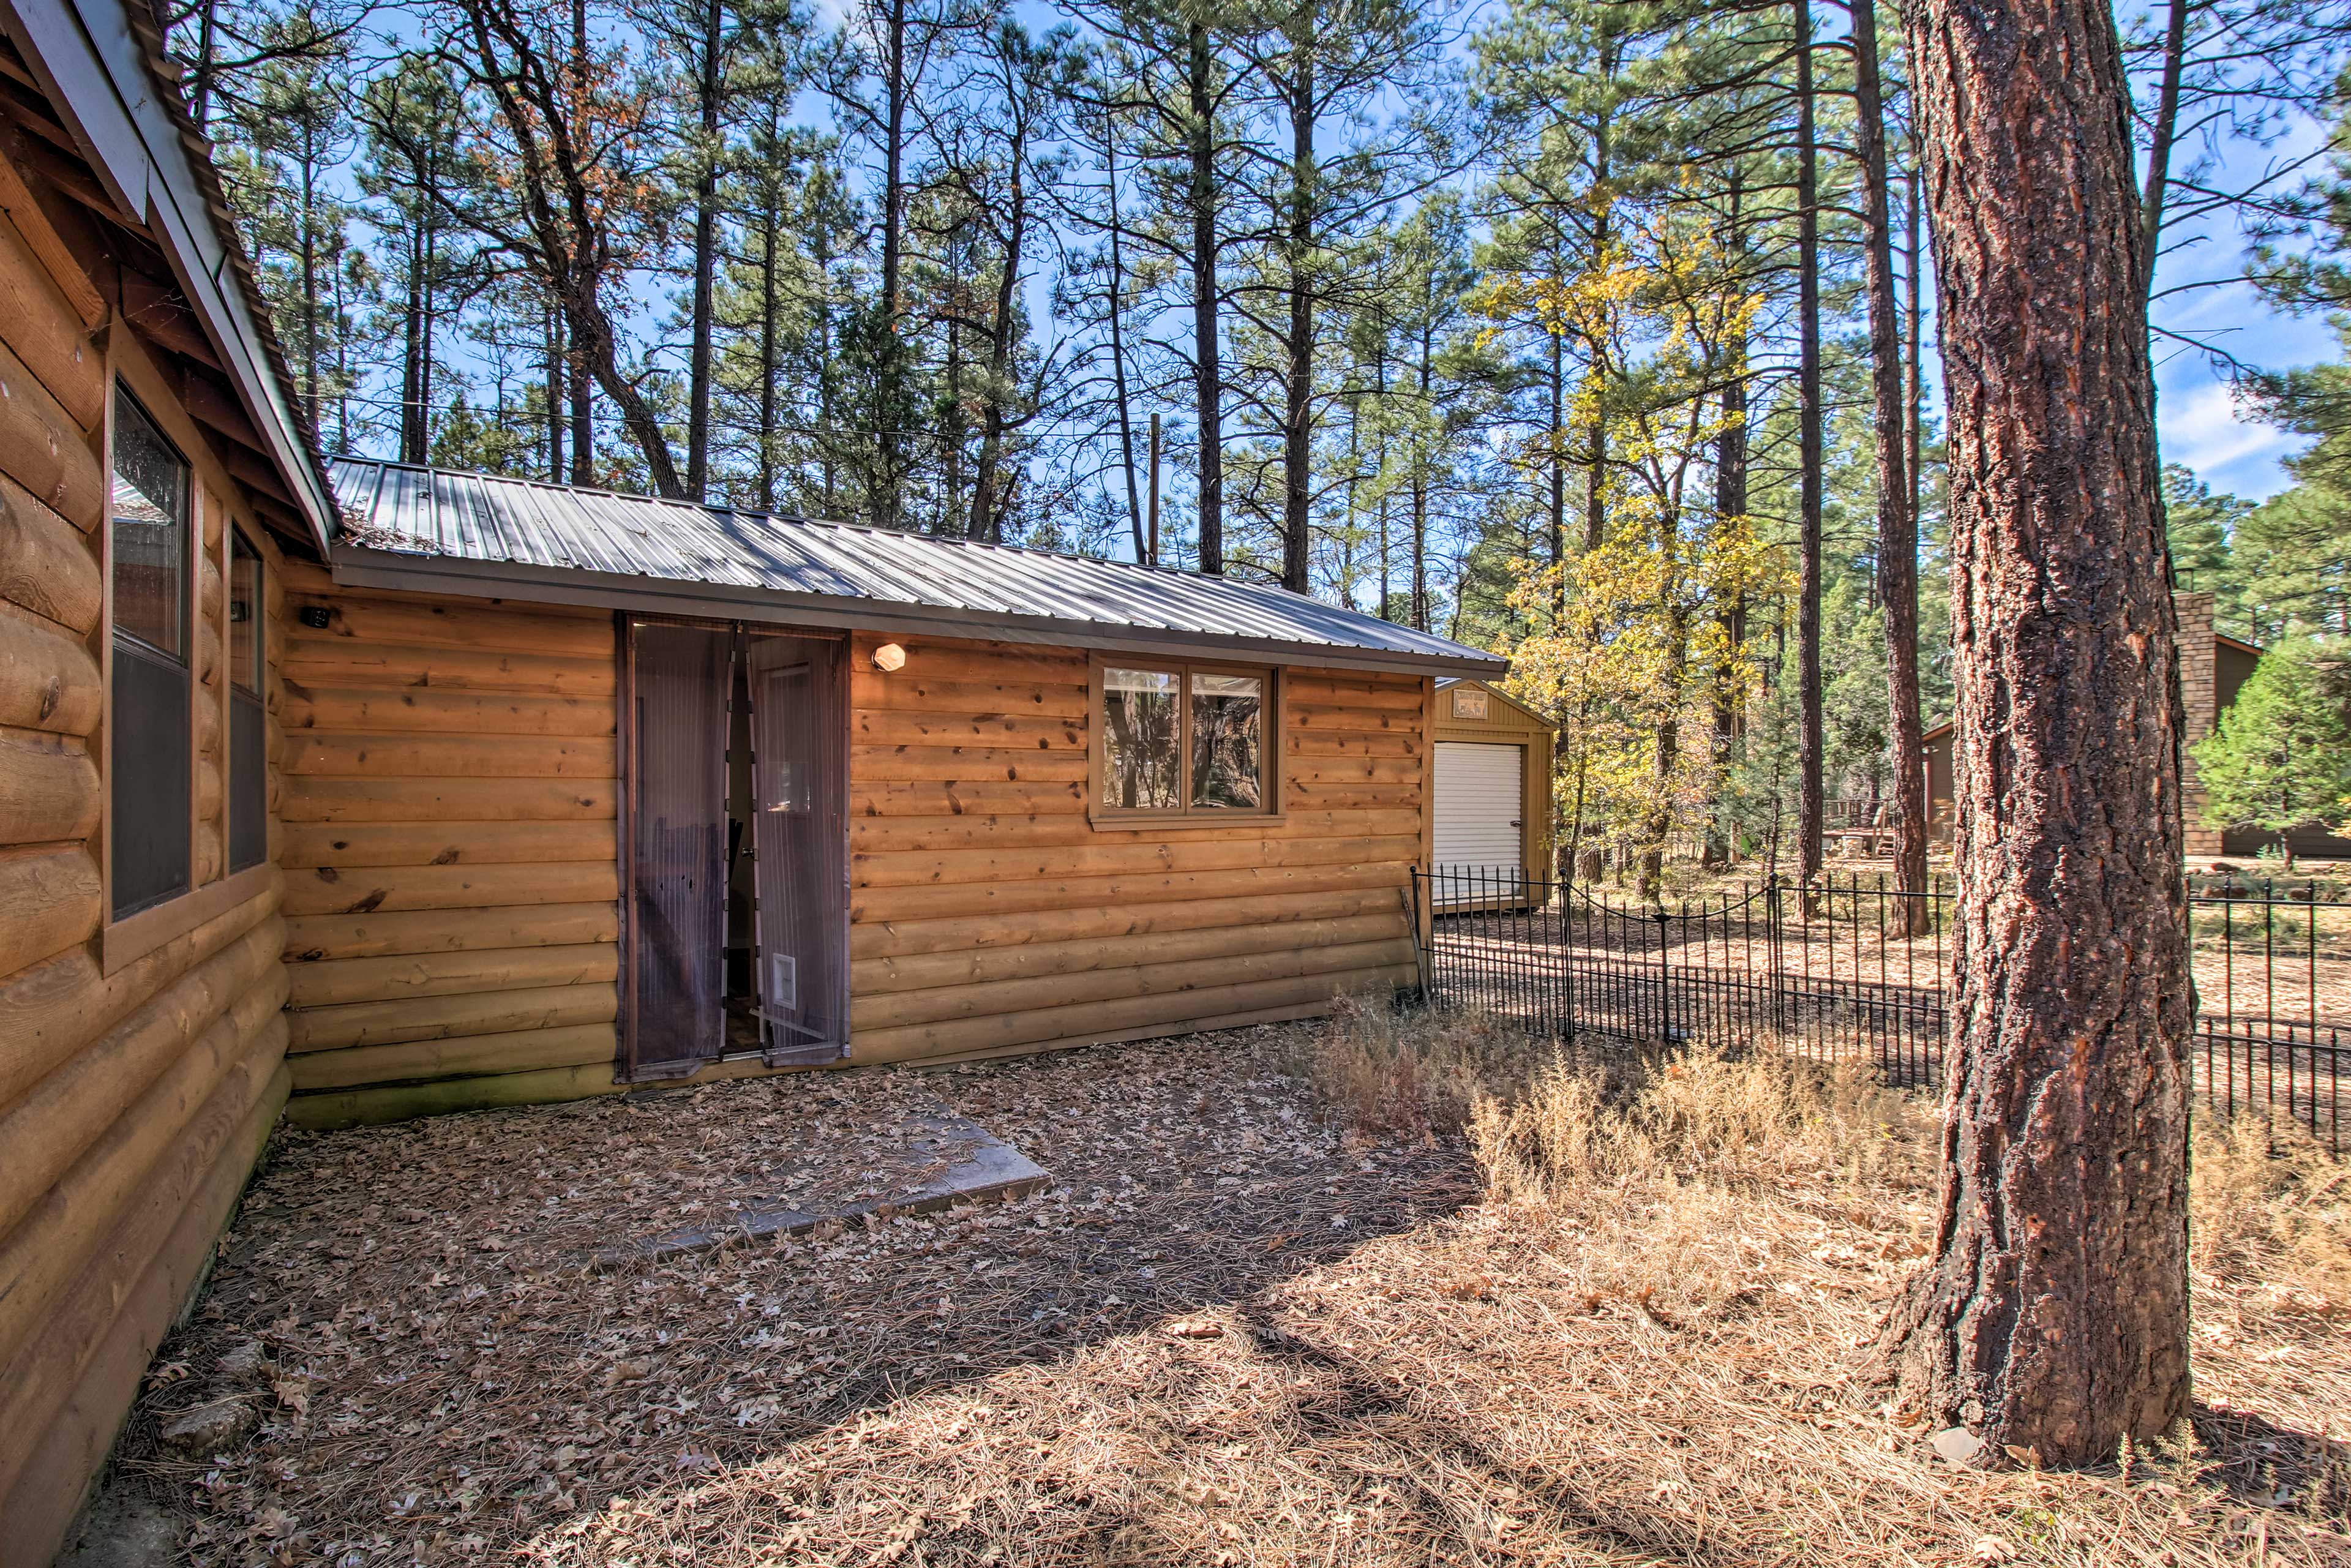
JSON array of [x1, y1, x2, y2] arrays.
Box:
[[1654, 907, 1674, 1044], [1410, 867, 1430, 1005], [1558, 863, 1576, 1045]]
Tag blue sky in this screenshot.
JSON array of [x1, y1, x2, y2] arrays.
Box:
[[2139, 42, 2336, 502], [2153, 264, 2315, 501]]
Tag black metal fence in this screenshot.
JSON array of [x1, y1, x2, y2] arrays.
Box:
[[1413, 866, 2347, 1153]]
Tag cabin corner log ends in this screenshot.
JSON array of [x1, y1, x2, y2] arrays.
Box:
[[1875, 0, 2194, 1468]]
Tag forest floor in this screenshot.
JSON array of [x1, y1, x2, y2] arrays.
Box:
[[106, 1012, 2350, 1567]]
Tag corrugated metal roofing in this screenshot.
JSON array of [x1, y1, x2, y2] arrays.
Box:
[[327, 460, 1507, 676]]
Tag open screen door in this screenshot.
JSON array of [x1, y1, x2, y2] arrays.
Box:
[[624, 621, 730, 1078], [747, 632, 848, 1062]]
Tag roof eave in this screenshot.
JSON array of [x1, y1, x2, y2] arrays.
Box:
[[326, 547, 1512, 678], [5, 0, 337, 556]]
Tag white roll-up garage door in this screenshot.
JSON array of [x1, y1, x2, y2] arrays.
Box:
[[1433, 742, 1524, 874]]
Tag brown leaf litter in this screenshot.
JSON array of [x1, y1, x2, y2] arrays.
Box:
[[107, 1022, 2351, 1567]]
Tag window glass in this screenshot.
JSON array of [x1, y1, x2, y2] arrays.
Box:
[[1100, 666, 1180, 810], [229, 530, 262, 694], [111, 394, 189, 658], [1190, 671, 1264, 809]]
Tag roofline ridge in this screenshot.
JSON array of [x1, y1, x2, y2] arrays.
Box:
[[329, 455, 1346, 598]]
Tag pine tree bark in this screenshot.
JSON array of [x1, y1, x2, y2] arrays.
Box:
[[969, 148, 1029, 544], [1874, 0, 2193, 1467], [1103, 122, 1147, 564], [1706, 173, 1750, 872], [876, 0, 910, 530], [685, 0, 726, 502], [546, 301, 565, 482], [1280, 26, 1316, 596], [2139, 0, 2188, 306], [1188, 20, 1224, 576], [1794, 0, 1826, 910], [1850, 0, 1929, 925]]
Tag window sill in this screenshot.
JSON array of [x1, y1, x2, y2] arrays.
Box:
[[102, 861, 275, 975], [1087, 809, 1287, 834]]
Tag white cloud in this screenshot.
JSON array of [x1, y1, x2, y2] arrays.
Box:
[[2157, 378, 2308, 501]]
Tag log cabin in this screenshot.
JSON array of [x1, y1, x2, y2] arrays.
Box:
[[0, 1, 1505, 1556]]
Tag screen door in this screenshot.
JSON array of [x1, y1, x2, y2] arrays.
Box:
[[747, 632, 848, 1062], [626, 621, 730, 1076]]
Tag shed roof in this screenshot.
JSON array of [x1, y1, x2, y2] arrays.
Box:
[[326, 460, 1508, 677]]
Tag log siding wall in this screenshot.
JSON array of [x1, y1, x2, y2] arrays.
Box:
[[269, 618, 1427, 1120], [0, 209, 291, 1561], [843, 631, 1423, 1062], [273, 574, 623, 1128]]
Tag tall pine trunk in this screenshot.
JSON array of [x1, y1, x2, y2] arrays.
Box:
[[1280, 25, 1316, 595], [1103, 122, 1146, 563], [1706, 173, 1750, 872], [1850, 0, 1929, 925], [876, 0, 909, 529], [2139, 0, 2188, 304], [400, 231, 426, 464], [546, 301, 565, 482], [1577, 56, 1616, 885], [569, 346, 593, 484], [1794, 0, 1826, 911], [1188, 21, 1223, 574], [1875, 0, 2192, 1467], [1411, 306, 1433, 631], [757, 176, 780, 511], [685, 0, 724, 501], [970, 151, 1029, 544], [1547, 266, 1566, 629]]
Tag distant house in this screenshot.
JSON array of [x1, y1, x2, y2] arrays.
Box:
[[1922, 591, 2349, 861], [0, 5, 1504, 1556]]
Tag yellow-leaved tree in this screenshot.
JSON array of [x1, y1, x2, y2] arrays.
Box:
[[1477, 210, 1780, 901]]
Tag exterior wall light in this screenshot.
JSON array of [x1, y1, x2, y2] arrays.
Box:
[[871, 642, 907, 672]]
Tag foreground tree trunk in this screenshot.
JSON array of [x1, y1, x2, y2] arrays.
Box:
[[1875, 0, 2194, 1468]]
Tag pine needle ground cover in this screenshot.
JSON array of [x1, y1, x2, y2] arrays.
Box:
[[114, 1015, 2349, 1567]]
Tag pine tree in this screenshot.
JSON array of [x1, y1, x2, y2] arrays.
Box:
[[2192, 639, 2351, 869]]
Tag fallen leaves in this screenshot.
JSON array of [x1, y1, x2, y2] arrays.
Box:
[[115, 1029, 1471, 1566]]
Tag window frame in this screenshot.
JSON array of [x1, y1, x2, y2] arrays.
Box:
[[227, 525, 268, 874], [105, 380, 195, 922], [100, 360, 272, 973], [1086, 653, 1283, 829]]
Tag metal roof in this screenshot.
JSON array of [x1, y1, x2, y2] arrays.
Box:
[[326, 460, 1507, 677]]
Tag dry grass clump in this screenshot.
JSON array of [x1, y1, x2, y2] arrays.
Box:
[[1468, 1042, 1921, 1202], [2192, 1116, 2351, 1307], [1305, 993, 1589, 1135]]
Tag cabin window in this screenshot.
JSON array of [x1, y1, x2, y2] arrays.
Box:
[[1093, 659, 1277, 820], [109, 386, 193, 917], [228, 529, 267, 872]]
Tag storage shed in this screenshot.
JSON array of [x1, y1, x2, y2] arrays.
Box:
[[1430, 677, 1556, 892], [0, 5, 1503, 1548], [297, 461, 1502, 1122]]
